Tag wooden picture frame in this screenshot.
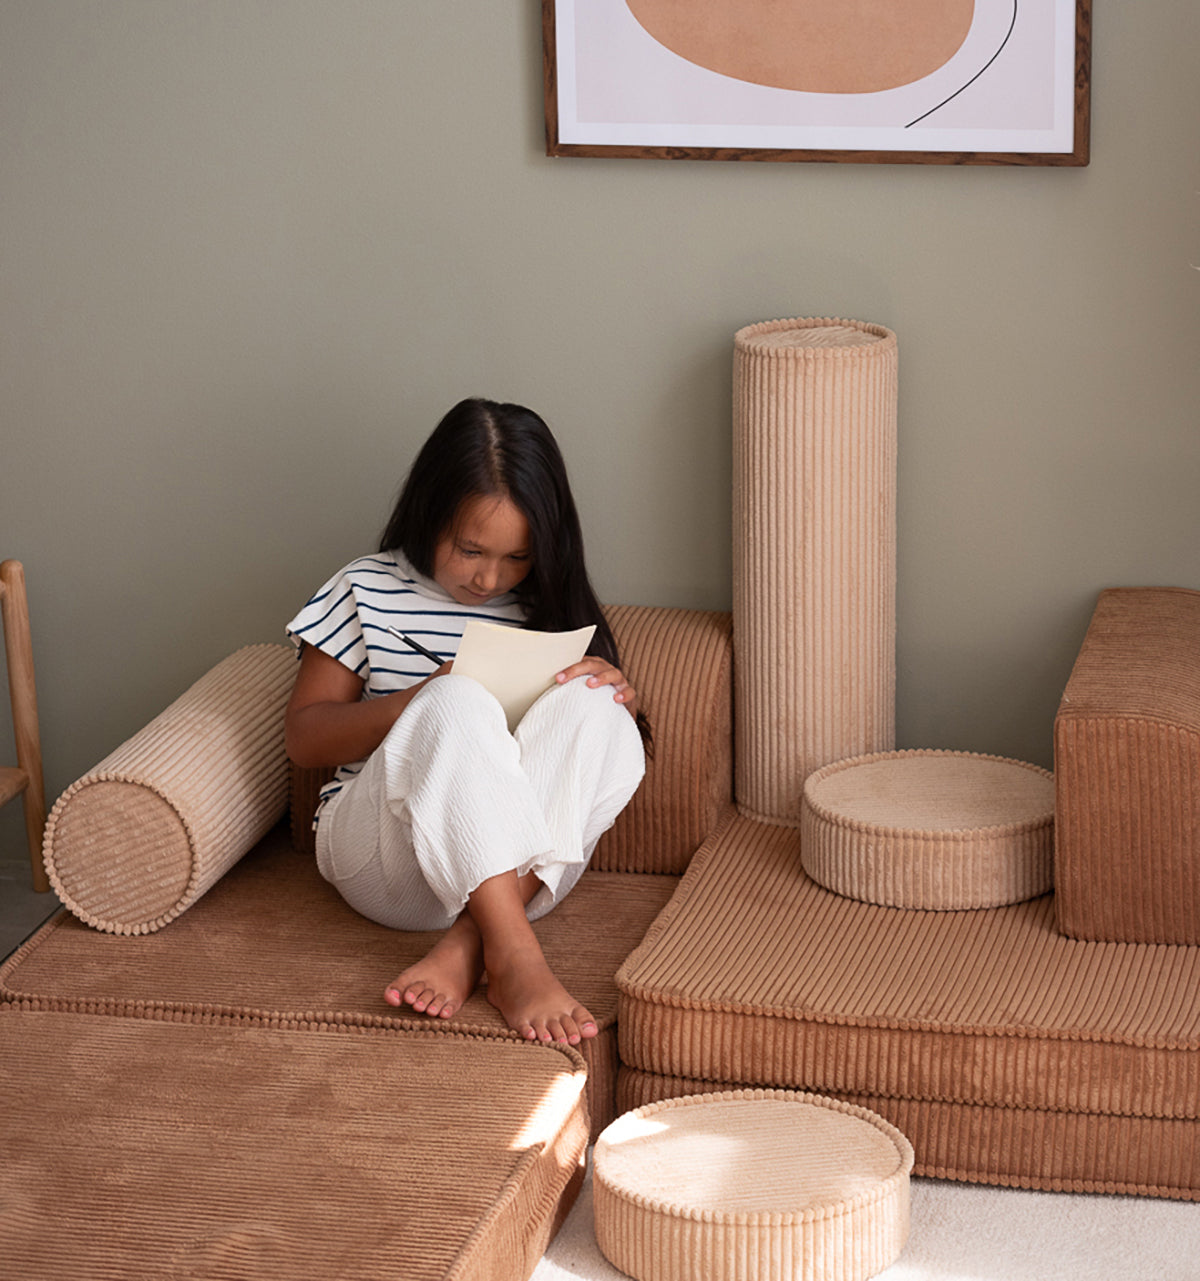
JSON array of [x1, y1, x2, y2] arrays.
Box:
[[543, 0, 1090, 166]]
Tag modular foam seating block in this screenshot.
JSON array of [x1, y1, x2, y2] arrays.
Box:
[[4, 825, 678, 1140], [615, 810, 1200, 1200], [0, 1005, 588, 1281], [1054, 586, 1200, 945]]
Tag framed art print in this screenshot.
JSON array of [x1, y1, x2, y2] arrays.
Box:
[[543, 0, 1091, 165]]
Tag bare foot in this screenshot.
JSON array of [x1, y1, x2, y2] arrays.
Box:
[[484, 942, 598, 1046], [384, 918, 483, 1019]]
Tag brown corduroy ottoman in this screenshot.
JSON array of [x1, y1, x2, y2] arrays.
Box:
[[0, 1007, 588, 1281], [615, 811, 1200, 1200], [801, 750, 1055, 910], [593, 1090, 912, 1281]]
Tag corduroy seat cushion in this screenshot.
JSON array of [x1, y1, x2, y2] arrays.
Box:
[[593, 1090, 912, 1281], [0, 1007, 587, 1281], [42, 645, 296, 935], [615, 810, 1200, 1200], [3, 825, 678, 1138], [801, 750, 1054, 909], [1055, 586, 1200, 945]]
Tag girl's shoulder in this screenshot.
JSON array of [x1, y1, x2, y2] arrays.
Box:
[[337, 549, 412, 582], [316, 550, 438, 598]]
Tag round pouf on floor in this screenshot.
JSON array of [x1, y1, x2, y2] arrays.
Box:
[[592, 1090, 913, 1281], [801, 749, 1055, 910]]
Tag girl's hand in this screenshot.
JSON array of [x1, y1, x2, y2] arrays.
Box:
[[555, 656, 639, 717]]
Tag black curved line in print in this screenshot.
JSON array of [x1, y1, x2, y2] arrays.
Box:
[[905, 0, 1019, 128]]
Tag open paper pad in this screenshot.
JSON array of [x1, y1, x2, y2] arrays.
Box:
[[452, 621, 596, 733]]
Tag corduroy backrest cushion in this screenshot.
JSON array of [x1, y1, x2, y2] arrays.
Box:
[[594, 605, 733, 874], [289, 605, 734, 875], [1054, 586, 1200, 944]]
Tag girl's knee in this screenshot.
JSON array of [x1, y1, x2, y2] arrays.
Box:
[[524, 674, 633, 739], [382, 673, 508, 751], [410, 672, 504, 718]]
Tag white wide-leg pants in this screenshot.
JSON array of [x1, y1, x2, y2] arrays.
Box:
[[315, 674, 646, 931]]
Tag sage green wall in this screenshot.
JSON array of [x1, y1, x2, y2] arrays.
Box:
[[2, 3, 1198, 857]]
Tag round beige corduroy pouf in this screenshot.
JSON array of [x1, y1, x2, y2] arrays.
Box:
[[593, 1090, 913, 1281], [801, 749, 1055, 910]]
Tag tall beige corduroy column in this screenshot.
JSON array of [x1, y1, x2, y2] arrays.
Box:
[[733, 317, 898, 826]]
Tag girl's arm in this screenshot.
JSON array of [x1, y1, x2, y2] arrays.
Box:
[[285, 642, 449, 768]]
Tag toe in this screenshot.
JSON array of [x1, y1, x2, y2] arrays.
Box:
[[559, 1015, 582, 1045]]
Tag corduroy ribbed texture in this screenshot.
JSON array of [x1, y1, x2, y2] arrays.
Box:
[[3, 826, 678, 1139], [1055, 587, 1200, 944], [43, 645, 296, 935], [0, 1007, 588, 1281], [801, 750, 1055, 909], [593, 1091, 912, 1281], [596, 605, 733, 874], [289, 605, 734, 876], [614, 811, 1200, 1197], [616, 1070, 1200, 1202], [288, 756, 334, 855], [733, 318, 897, 826]]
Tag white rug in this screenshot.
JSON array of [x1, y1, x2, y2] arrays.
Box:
[[535, 1162, 1200, 1281]]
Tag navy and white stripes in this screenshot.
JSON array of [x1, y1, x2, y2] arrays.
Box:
[[286, 550, 526, 809]]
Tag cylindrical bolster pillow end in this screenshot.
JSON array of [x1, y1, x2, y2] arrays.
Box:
[[43, 644, 296, 934]]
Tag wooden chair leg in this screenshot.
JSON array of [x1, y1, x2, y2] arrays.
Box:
[[1, 560, 49, 893]]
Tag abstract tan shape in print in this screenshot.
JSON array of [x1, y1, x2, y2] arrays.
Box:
[[625, 0, 976, 94]]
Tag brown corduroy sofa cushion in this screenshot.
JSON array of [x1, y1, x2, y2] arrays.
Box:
[[615, 810, 1200, 1200], [617, 1070, 1200, 1201], [1054, 586, 1200, 945], [289, 605, 734, 876], [42, 645, 297, 935], [0, 1006, 588, 1281], [596, 605, 733, 874], [3, 825, 679, 1140]]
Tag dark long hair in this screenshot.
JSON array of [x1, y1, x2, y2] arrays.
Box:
[[380, 397, 621, 665]]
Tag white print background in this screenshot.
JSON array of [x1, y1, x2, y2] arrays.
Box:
[[557, 0, 1077, 153]]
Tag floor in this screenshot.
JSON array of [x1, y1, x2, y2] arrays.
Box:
[[0, 842, 60, 962]]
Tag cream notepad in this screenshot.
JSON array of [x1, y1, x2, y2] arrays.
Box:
[[452, 621, 596, 733]]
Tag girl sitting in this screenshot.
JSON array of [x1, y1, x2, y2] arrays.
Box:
[[284, 398, 647, 1046]]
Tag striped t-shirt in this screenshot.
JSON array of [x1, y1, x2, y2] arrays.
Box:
[[286, 549, 526, 811]]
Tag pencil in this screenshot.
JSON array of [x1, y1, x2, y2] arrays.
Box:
[[387, 627, 443, 666]]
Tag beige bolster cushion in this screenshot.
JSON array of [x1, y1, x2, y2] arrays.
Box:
[[43, 644, 297, 935]]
